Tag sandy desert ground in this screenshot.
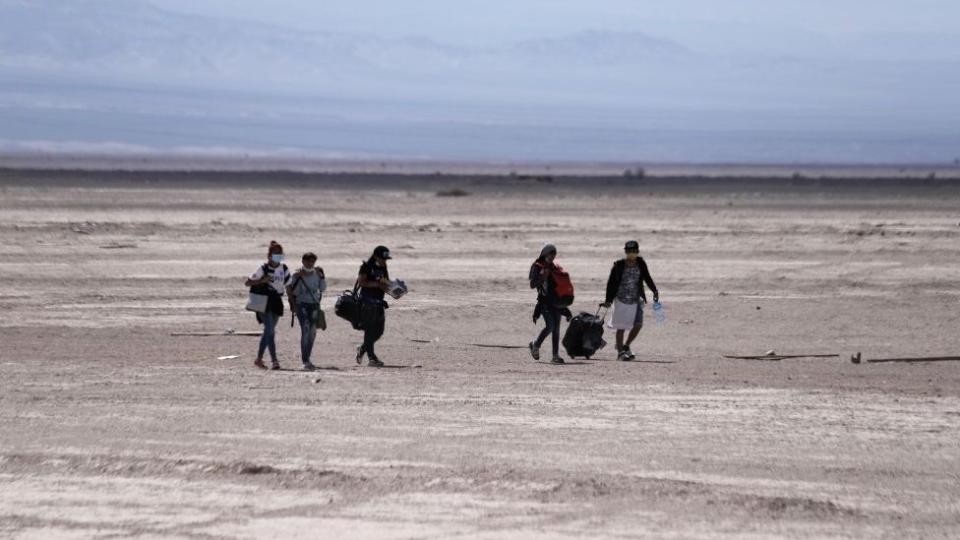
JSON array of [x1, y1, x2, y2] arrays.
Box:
[[1, 168, 959, 539]]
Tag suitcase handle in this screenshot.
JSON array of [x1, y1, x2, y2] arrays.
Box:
[[595, 303, 609, 319]]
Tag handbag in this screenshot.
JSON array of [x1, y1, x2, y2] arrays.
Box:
[[246, 292, 268, 313], [335, 279, 363, 330], [315, 308, 327, 330], [247, 263, 276, 314]]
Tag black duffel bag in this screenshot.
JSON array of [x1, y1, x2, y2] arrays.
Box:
[[335, 286, 363, 330]]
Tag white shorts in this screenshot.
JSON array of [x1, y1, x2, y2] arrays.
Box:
[[607, 299, 644, 330]]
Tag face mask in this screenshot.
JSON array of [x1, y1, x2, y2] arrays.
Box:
[[626, 252, 639, 261], [270, 254, 284, 263], [302, 266, 315, 272]]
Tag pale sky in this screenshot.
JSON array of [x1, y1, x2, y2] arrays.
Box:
[[150, 0, 960, 44]]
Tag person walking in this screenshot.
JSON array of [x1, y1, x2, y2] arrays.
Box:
[[602, 240, 659, 361], [245, 241, 292, 370], [528, 243, 568, 364], [355, 245, 393, 367], [286, 252, 326, 371]]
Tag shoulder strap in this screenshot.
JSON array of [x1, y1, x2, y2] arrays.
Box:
[[353, 260, 365, 294], [291, 273, 321, 303]]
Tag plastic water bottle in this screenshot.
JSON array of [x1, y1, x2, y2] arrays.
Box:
[[652, 301, 666, 323]]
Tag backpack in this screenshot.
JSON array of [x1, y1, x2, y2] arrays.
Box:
[[535, 261, 575, 307], [551, 265, 575, 307]]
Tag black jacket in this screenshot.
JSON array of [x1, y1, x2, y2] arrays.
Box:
[[605, 258, 657, 305], [358, 259, 390, 307], [529, 259, 556, 303]]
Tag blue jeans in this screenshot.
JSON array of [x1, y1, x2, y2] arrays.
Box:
[[257, 311, 279, 362], [535, 304, 561, 357], [296, 303, 319, 364]]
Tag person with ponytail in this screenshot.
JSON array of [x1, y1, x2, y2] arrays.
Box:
[[354, 245, 393, 367], [244, 241, 292, 370]]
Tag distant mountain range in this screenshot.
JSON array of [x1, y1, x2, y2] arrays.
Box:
[[0, 0, 693, 92], [1, 0, 957, 163]]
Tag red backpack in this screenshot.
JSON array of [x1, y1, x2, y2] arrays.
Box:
[[537, 261, 575, 307]]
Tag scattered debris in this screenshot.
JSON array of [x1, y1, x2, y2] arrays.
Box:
[[217, 355, 240, 360], [100, 242, 137, 249]]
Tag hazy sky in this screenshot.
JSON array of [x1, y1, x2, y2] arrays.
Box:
[[150, 0, 960, 44], [3, 0, 958, 162]]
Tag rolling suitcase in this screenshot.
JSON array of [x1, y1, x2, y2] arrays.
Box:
[[562, 305, 608, 359]]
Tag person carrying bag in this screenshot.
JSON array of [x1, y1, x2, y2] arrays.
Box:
[[286, 252, 327, 371], [244, 241, 291, 370]]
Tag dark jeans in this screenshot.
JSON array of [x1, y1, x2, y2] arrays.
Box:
[[360, 304, 385, 358], [296, 303, 319, 364], [257, 311, 279, 362], [535, 303, 561, 357]]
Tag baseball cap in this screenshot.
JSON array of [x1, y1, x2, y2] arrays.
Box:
[[374, 245, 392, 260], [624, 240, 639, 252]]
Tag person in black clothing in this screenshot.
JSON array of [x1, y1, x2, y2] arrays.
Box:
[[355, 245, 393, 367], [528, 243, 566, 364], [602, 240, 659, 361]]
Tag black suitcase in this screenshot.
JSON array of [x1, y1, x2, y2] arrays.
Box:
[[562, 306, 607, 359]]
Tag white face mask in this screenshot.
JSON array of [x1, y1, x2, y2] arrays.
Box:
[[302, 266, 315, 272]]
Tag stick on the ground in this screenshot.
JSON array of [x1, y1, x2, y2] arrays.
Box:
[[866, 356, 960, 364], [723, 354, 839, 361], [171, 331, 262, 337], [408, 339, 526, 349]]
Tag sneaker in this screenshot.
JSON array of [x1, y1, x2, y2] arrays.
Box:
[[624, 347, 636, 360], [368, 356, 384, 368], [618, 350, 632, 362], [528, 342, 540, 361], [550, 356, 566, 364], [355, 345, 365, 365], [302, 362, 317, 371], [270, 361, 280, 370], [253, 359, 267, 370]]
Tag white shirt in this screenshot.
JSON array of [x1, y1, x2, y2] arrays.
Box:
[[249, 263, 291, 295]]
